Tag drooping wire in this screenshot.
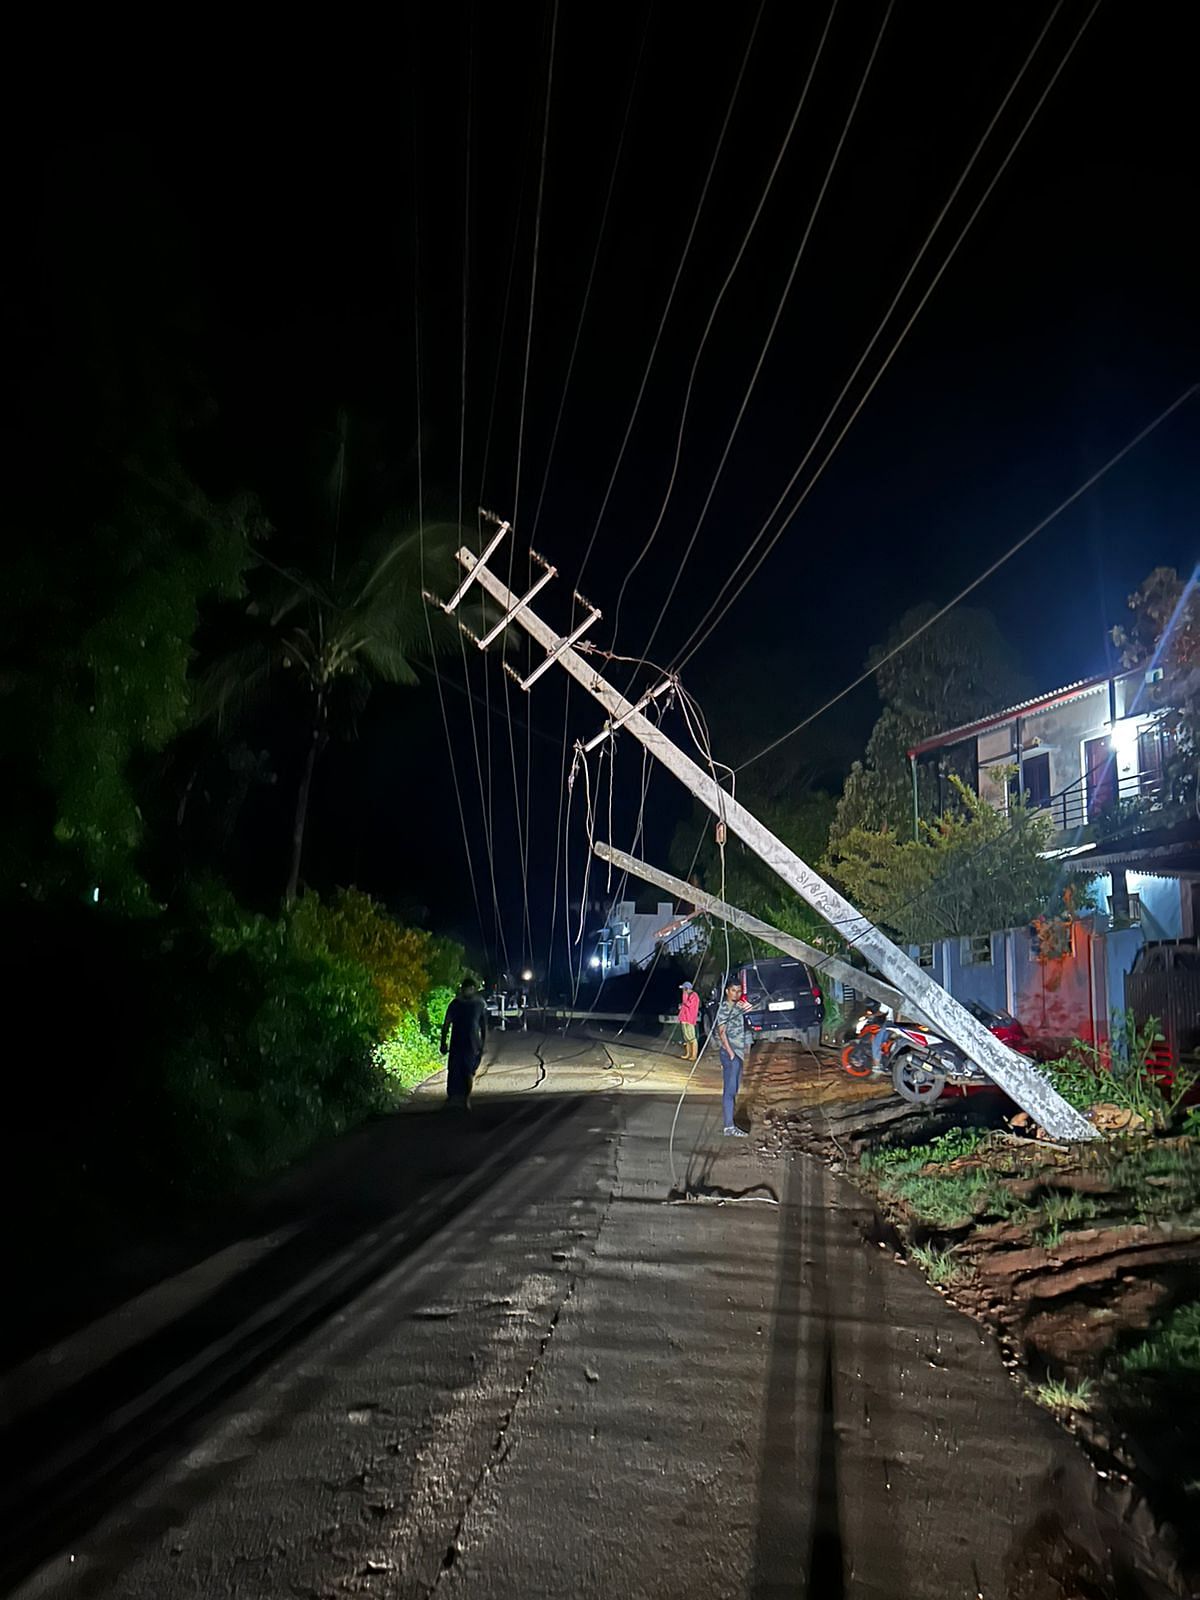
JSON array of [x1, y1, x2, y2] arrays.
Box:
[[671, 0, 1101, 674]]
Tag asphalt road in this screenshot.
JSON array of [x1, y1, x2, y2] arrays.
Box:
[[3, 1033, 1170, 1598]]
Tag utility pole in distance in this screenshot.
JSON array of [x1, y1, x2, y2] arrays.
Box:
[[434, 530, 1096, 1141]]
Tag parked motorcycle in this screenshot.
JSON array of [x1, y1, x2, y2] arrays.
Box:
[[840, 1011, 993, 1106]]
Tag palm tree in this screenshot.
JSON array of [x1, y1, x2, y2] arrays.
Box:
[[198, 516, 464, 903]]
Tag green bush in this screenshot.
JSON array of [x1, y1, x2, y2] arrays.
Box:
[[293, 887, 448, 1031], [158, 884, 387, 1188], [375, 1013, 443, 1092]]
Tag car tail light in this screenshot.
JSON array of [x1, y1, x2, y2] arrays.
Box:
[[812, 987, 822, 1000]]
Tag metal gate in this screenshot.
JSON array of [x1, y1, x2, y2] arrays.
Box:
[[1124, 940, 1200, 1062]]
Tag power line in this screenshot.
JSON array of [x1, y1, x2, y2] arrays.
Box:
[[672, 0, 1099, 671], [572, 0, 768, 597], [536, 37, 648, 992], [502, 2, 559, 971], [737, 381, 1199, 773], [412, 71, 491, 970], [451, 37, 510, 976], [614, 0, 881, 672]]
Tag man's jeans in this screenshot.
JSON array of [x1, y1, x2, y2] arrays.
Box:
[[719, 1047, 743, 1127]]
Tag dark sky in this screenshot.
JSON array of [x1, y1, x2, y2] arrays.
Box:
[[12, 3, 1198, 975]]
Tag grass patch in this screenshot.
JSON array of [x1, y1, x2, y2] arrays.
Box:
[[1036, 1376, 1094, 1413], [1117, 1301, 1200, 1377], [909, 1243, 968, 1285], [862, 1126, 988, 1177], [1036, 1190, 1100, 1246], [890, 1168, 994, 1227]]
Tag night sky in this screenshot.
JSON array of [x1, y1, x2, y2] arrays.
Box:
[[12, 2, 1198, 976]]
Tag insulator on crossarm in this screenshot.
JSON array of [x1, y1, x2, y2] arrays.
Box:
[[458, 619, 483, 646], [502, 660, 525, 685]]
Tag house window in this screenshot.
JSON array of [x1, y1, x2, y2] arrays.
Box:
[[1108, 892, 1142, 926], [1008, 750, 1051, 810], [917, 944, 934, 969], [962, 934, 993, 966]]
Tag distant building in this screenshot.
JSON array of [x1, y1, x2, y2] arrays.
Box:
[[579, 892, 706, 979]]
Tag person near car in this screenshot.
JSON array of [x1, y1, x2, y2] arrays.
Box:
[[678, 981, 701, 1061], [715, 979, 752, 1137], [440, 977, 488, 1110]]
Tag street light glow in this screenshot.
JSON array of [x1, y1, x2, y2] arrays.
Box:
[[521, 969, 533, 982]]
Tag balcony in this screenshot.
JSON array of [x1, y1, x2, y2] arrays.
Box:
[[1031, 764, 1168, 835]]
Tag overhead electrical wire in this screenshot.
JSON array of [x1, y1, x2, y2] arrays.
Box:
[[411, 75, 492, 971], [671, 0, 1101, 673], [450, 28, 511, 975], [657, 0, 1071, 676], [506, 0, 560, 975], [571, 0, 768, 597], [736, 381, 1199, 773], [533, 22, 650, 1003], [615, 0, 887, 671]]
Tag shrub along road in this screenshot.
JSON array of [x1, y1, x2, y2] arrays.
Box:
[[2, 1032, 1179, 1598]]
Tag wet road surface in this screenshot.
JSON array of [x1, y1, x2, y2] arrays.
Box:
[[2, 1034, 1168, 1597]]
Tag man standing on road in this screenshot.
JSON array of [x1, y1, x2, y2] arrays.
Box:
[[440, 977, 488, 1110], [678, 981, 701, 1061], [715, 978, 752, 1137]]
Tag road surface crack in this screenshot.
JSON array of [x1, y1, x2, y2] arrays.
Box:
[[531, 1034, 547, 1088], [425, 1138, 623, 1592]]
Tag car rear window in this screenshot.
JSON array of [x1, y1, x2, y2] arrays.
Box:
[[742, 960, 813, 995]]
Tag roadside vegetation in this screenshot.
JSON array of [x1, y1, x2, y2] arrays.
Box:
[[5, 453, 474, 1270], [837, 1029, 1200, 1531]]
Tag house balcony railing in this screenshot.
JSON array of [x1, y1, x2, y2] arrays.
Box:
[[1024, 765, 1167, 834]]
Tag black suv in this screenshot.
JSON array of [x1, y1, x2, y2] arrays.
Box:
[[737, 955, 824, 1046]]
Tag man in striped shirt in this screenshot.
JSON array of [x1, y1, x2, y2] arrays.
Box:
[[715, 979, 752, 1137]]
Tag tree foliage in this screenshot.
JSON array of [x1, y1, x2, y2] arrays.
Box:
[[4, 468, 256, 908], [293, 887, 466, 1033], [1112, 565, 1200, 811], [828, 778, 1071, 944], [195, 414, 470, 901], [831, 605, 1029, 844]]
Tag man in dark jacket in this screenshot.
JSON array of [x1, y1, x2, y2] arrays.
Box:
[[440, 978, 488, 1109]]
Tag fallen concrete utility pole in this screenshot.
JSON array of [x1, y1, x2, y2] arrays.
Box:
[[593, 840, 932, 1025], [440, 536, 1096, 1140]]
